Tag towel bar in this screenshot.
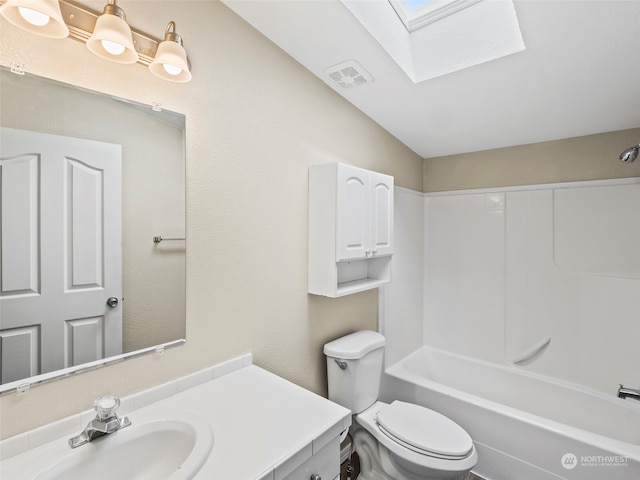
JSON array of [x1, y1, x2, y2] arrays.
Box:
[[153, 235, 186, 243]]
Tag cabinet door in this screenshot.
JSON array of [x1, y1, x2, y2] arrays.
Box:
[[336, 164, 370, 260], [369, 172, 393, 257], [282, 437, 340, 480]]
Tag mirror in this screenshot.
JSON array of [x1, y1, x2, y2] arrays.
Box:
[[0, 67, 186, 390]]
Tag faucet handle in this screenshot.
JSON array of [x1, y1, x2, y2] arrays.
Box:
[[93, 395, 121, 420]]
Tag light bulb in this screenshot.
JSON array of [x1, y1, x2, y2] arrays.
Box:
[[18, 6, 50, 26], [162, 63, 182, 76], [101, 39, 125, 56]]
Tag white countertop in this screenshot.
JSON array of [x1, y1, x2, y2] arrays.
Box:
[[140, 365, 351, 479], [0, 364, 352, 480]]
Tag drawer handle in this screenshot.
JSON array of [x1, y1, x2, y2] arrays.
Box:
[[310, 475, 321, 480]]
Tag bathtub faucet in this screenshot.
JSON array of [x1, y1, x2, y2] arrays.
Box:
[[617, 384, 640, 401]]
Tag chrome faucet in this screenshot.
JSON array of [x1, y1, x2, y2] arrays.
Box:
[[617, 384, 640, 401], [69, 395, 131, 448]]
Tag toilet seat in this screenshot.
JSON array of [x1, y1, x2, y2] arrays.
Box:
[[376, 401, 473, 460]]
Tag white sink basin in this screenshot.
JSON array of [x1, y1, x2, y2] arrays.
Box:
[[3, 415, 213, 480]]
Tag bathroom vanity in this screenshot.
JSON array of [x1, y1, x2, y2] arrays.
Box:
[[0, 355, 351, 480]]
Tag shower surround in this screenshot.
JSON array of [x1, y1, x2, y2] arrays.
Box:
[[380, 179, 640, 479]]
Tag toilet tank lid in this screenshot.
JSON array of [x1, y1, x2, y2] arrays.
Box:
[[324, 330, 385, 359]]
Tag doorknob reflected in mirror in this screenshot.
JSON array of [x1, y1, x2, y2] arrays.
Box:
[[106, 297, 119, 308]]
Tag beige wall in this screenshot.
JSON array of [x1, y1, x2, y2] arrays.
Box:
[[0, 1, 423, 438], [423, 128, 640, 192]]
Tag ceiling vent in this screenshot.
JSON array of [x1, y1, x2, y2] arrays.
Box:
[[325, 60, 373, 88]]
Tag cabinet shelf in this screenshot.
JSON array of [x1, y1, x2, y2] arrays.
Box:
[[335, 276, 390, 298]]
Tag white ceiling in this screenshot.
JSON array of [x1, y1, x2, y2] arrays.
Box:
[[222, 0, 640, 159]]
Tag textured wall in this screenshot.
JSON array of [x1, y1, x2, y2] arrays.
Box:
[[423, 128, 640, 192], [0, 0, 423, 438]]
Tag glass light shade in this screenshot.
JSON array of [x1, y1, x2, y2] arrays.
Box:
[[150, 40, 192, 83], [0, 0, 69, 38], [86, 11, 138, 64]]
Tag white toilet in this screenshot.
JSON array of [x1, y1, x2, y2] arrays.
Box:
[[324, 330, 477, 480]]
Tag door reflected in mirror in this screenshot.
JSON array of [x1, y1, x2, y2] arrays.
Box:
[[0, 67, 186, 388]]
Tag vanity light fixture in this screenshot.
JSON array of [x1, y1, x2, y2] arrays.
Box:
[[0, 0, 192, 83], [86, 0, 137, 64], [149, 21, 192, 83], [0, 0, 69, 38]]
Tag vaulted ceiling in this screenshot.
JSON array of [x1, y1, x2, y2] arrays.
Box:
[[223, 0, 640, 158]]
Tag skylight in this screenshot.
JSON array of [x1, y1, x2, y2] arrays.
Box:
[[389, 0, 484, 32], [341, 0, 525, 83], [404, 0, 433, 10]]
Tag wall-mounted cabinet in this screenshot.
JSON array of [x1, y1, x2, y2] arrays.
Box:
[[308, 163, 393, 297]]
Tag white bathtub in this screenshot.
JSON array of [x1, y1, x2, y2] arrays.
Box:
[[384, 346, 640, 480]]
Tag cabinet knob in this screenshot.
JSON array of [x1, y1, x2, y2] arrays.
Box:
[[372, 249, 377, 256], [310, 475, 321, 480]]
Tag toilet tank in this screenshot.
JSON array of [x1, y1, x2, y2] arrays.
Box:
[[323, 330, 385, 414]]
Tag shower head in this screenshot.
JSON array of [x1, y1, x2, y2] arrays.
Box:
[[619, 144, 640, 163]]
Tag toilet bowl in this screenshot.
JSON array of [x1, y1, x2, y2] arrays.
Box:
[[324, 330, 477, 480], [355, 401, 477, 480]]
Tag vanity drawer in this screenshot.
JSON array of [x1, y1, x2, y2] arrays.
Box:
[[283, 437, 340, 480]]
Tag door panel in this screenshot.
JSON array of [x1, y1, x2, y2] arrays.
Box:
[[65, 316, 104, 366], [67, 158, 104, 289], [370, 173, 394, 257], [0, 154, 40, 296], [0, 326, 39, 384], [336, 164, 369, 260]]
